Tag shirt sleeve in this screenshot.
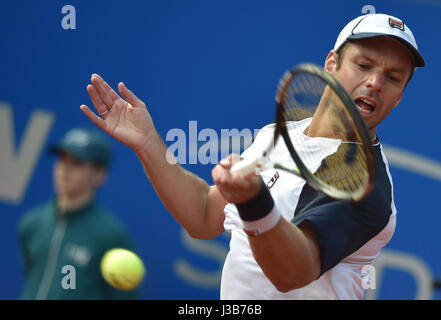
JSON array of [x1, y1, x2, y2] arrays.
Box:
[[292, 182, 392, 276]]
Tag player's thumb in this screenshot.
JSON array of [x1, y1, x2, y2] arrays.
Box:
[[219, 154, 242, 169]]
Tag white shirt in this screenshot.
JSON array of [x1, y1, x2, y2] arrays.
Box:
[[221, 120, 396, 299]]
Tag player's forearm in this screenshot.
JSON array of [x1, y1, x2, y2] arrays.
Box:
[[235, 182, 320, 291], [135, 131, 224, 238], [248, 218, 321, 292]]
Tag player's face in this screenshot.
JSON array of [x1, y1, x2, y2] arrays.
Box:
[[54, 152, 105, 200], [326, 36, 414, 137]]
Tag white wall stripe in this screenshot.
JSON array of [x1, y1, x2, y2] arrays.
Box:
[[383, 144, 441, 182]]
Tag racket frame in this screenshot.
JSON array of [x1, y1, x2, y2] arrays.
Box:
[[275, 63, 376, 201]]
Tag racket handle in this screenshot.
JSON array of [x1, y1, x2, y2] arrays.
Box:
[[230, 157, 263, 176]]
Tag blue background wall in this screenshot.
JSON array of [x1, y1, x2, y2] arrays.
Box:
[[1, 0, 440, 299]]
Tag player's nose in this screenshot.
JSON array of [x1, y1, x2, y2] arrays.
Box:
[[365, 72, 385, 92]]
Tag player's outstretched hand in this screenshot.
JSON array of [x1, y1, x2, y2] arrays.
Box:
[[212, 154, 263, 204], [80, 74, 155, 153]]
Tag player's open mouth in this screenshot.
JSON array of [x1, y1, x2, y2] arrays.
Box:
[[354, 97, 376, 116]]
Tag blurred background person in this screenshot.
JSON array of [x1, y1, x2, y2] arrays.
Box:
[[18, 127, 138, 299]]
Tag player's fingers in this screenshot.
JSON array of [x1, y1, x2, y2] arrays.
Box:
[[213, 160, 249, 188], [230, 175, 262, 197], [215, 177, 261, 204], [118, 82, 144, 108], [87, 84, 110, 117], [222, 154, 257, 181], [212, 162, 259, 198], [90, 74, 119, 108], [215, 185, 238, 203], [211, 168, 242, 202], [91, 73, 120, 96], [80, 104, 107, 131], [92, 74, 121, 103], [212, 165, 236, 198], [212, 161, 238, 184]]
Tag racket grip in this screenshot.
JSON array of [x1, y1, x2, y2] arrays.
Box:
[[230, 157, 262, 176]]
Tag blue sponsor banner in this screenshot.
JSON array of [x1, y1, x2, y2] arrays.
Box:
[[1, 0, 440, 299]]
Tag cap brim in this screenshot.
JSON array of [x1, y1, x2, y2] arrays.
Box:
[[347, 33, 425, 67], [48, 144, 65, 155], [48, 144, 89, 162]]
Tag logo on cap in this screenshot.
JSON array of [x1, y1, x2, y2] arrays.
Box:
[[389, 17, 404, 31]]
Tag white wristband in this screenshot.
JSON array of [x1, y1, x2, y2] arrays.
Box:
[[242, 206, 281, 236]]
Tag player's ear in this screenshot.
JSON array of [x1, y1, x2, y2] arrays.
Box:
[[324, 50, 338, 74], [93, 166, 108, 188]]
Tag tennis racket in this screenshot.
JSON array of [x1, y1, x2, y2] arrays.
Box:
[[230, 63, 375, 201]]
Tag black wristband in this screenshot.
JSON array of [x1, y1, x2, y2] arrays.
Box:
[[235, 180, 275, 222]]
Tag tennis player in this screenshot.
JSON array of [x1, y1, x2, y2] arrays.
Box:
[[81, 13, 424, 299]]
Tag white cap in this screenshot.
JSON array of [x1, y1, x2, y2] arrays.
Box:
[[334, 13, 425, 67]]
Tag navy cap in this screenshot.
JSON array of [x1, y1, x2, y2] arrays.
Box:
[[50, 128, 112, 167]]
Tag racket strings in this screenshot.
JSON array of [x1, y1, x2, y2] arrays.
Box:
[[285, 73, 322, 120], [279, 70, 370, 196], [315, 144, 368, 193]]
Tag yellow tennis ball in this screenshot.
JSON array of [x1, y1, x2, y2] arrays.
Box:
[[101, 248, 146, 290]]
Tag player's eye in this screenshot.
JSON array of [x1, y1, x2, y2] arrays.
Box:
[[388, 75, 400, 82]]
